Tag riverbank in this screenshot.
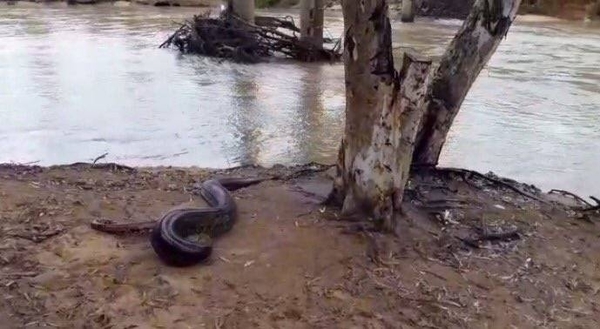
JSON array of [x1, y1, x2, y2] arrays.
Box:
[[4, 0, 598, 21], [263, 0, 598, 21], [1, 162, 599, 328], [2, 0, 221, 7]]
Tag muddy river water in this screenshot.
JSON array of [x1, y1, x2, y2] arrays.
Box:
[[1, 3, 599, 196]]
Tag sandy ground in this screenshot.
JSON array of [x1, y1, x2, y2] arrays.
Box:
[[1, 162, 599, 328]]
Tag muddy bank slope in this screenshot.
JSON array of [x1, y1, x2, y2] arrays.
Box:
[[1, 162, 599, 328]]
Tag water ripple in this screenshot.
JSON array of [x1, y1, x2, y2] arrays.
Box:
[[0, 4, 599, 196]]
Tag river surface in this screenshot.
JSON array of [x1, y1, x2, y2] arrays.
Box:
[[1, 3, 599, 196]]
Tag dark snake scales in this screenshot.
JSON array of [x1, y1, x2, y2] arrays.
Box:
[[90, 177, 271, 267]]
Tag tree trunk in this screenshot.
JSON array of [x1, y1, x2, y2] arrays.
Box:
[[586, 0, 600, 19], [400, 0, 415, 22], [227, 0, 255, 24], [330, 0, 432, 231], [412, 0, 522, 166], [300, 0, 324, 48]]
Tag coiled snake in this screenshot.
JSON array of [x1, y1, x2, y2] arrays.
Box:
[[90, 177, 270, 267]]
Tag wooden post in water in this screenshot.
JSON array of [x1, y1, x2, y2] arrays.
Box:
[[228, 0, 255, 24], [400, 0, 415, 22], [300, 0, 324, 48]]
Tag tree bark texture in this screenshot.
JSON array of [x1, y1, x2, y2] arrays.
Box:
[[228, 0, 255, 24], [412, 0, 522, 166], [331, 0, 431, 231], [300, 0, 324, 48], [400, 0, 415, 22]]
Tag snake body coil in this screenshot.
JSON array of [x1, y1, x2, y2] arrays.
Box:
[[91, 177, 269, 266]]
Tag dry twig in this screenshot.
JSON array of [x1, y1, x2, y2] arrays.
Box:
[[548, 189, 600, 213], [457, 226, 521, 249], [548, 189, 592, 207]]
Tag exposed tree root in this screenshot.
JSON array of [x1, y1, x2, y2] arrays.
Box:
[[417, 166, 549, 204], [548, 189, 592, 207], [579, 197, 600, 213], [64, 162, 136, 172], [279, 163, 335, 180], [580, 206, 600, 214], [548, 189, 600, 213], [160, 11, 342, 63]]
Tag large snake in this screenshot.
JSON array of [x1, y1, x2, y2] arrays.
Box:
[[90, 177, 271, 266]]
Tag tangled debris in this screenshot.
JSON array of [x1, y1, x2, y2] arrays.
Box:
[[159, 11, 342, 63]]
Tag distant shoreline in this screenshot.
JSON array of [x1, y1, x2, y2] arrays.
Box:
[[4, 0, 596, 22], [2, 0, 221, 8]]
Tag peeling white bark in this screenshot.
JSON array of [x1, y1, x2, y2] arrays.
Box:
[[412, 0, 522, 166], [332, 0, 521, 230], [332, 0, 431, 231]]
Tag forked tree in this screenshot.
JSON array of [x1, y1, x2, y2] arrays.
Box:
[[329, 0, 522, 231]]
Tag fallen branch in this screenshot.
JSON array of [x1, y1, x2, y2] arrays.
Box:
[[0, 272, 38, 278], [424, 167, 549, 204], [159, 22, 187, 49], [548, 189, 600, 213], [160, 11, 342, 63], [477, 226, 520, 240], [254, 15, 299, 32], [92, 152, 108, 165], [280, 164, 334, 180], [548, 189, 592, 207], [67, 162, 135, 172], [579, 207, 599, 215], [8, 228, 64, 243], [580, 196, 600, 213]]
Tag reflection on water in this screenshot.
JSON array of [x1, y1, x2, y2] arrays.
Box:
[[0, 3, 599, 196], [442, 17, 600, 198]]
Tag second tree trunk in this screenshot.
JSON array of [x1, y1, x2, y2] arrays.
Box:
[[412, 0, 522, 166]]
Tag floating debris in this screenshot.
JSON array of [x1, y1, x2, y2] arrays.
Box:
[[160, 11, 342, 63]]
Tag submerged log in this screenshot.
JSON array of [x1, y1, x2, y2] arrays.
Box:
[[160, 11, 341, 63]]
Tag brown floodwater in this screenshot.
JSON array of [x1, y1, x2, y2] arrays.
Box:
[[1, 3, 599, 197]]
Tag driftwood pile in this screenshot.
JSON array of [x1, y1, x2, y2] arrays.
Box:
[[160, 11, 341, 63]]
